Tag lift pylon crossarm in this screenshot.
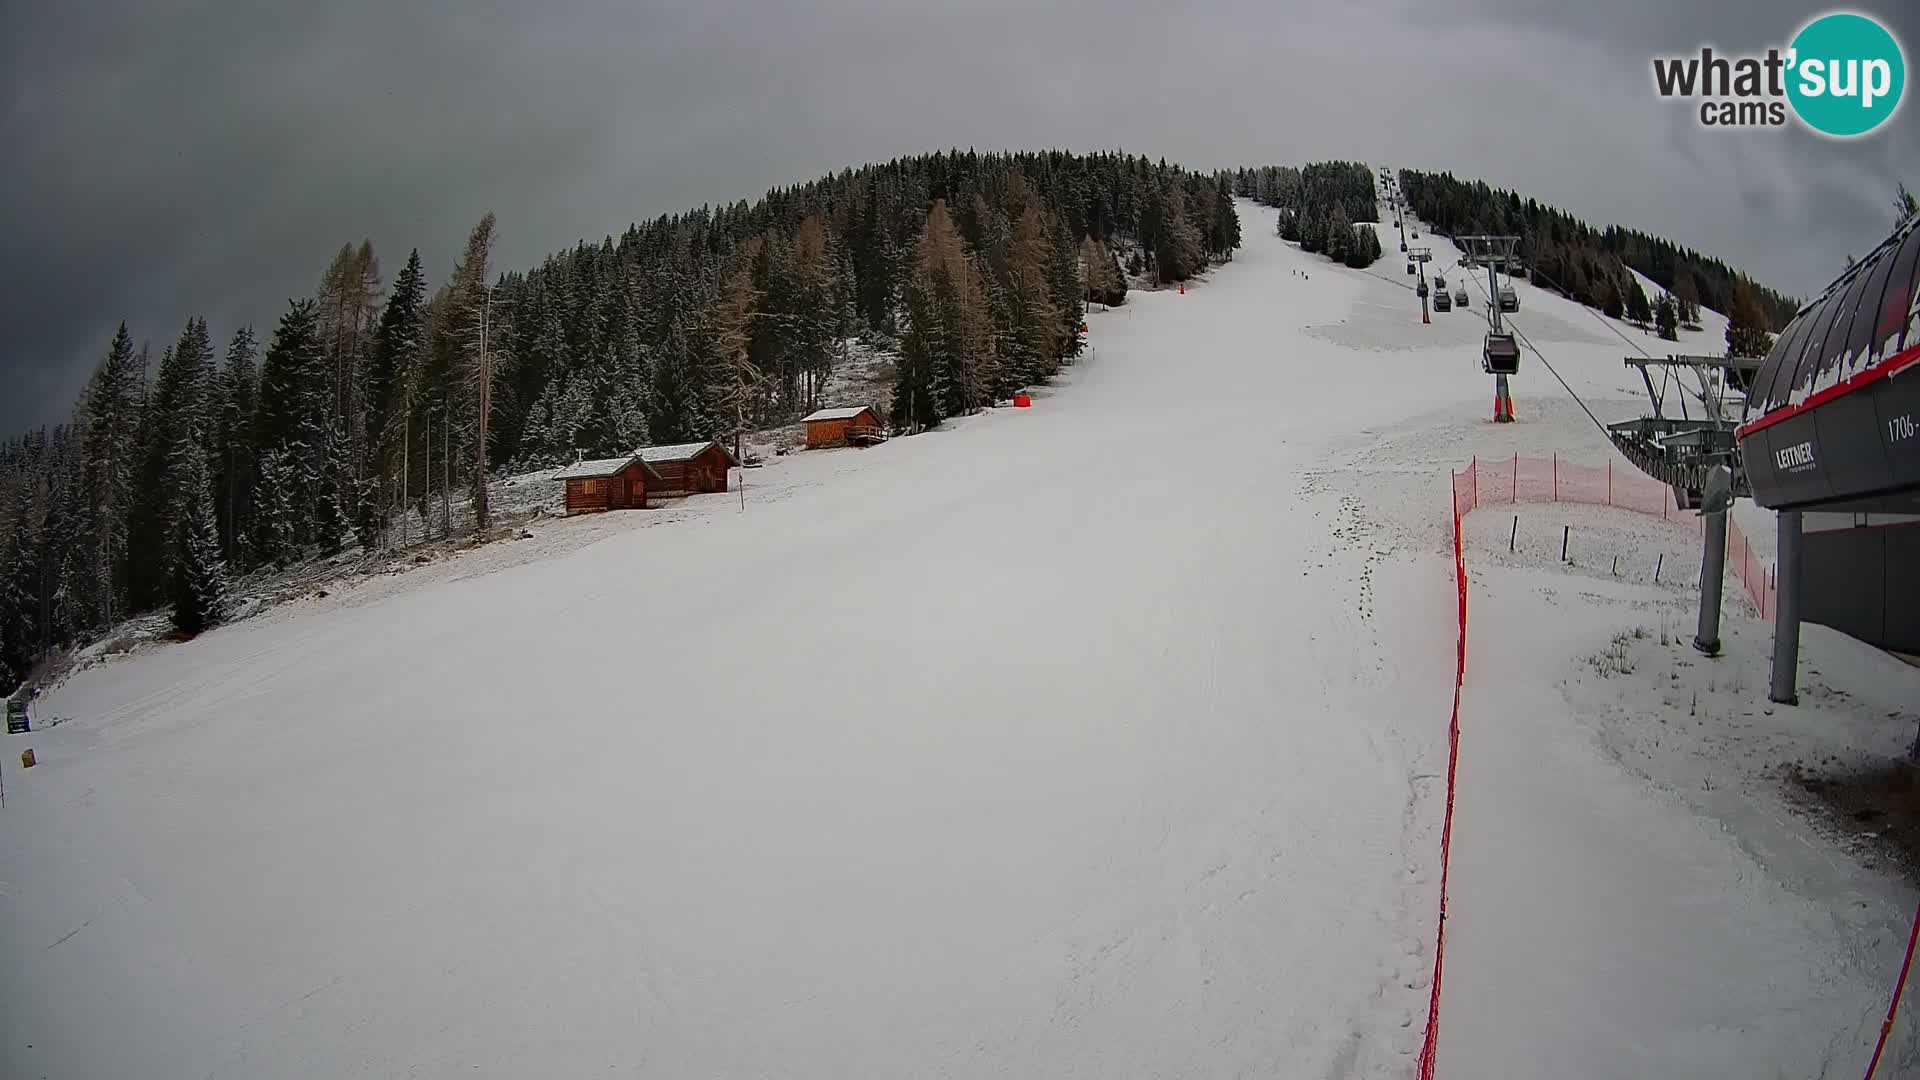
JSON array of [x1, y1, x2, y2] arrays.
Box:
[[1621, 353, 1767, 425], [1609, 352, 1760, 506], [1456, 235, 1521, 260], [1656, 353, 1768, 371], [1455, 235, 1521, 330]]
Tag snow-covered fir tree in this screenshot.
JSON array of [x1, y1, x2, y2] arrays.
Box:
[[359, 249, 425, 544], [80, 323, 143, 626], [1654, 292, 1679, 341], [213, 326, 258, 564], [169, 437, 228, 636]]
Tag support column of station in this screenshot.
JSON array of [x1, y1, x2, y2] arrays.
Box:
[[1769, 509, 1803, 705]]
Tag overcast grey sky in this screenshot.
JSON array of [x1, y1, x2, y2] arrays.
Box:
[[2, 0, 1914, 434]]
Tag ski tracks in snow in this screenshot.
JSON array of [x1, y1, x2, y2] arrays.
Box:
[[4, 201, 1470, 1079], [1297, 458, 1459, 1076]]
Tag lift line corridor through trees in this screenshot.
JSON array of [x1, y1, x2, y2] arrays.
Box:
[[1457, 236, 1521, 423]]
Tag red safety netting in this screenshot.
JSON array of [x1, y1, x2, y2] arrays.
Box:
[[1727, 516, 1777, 622], [1424, 455, 1786, 1080], [1450, 454, 1776, 618], [1418, 500, 1468, 1080]]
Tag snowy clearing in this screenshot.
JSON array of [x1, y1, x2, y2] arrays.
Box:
[[1444, 508, 1920, 1078], [1, 199, 1913, 1078]]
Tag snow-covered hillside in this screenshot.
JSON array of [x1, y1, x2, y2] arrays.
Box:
[[2, 200, 1913, 1079]]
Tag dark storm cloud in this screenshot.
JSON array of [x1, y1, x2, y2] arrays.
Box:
[[3, 0, 1916, 433], [1446, 0, 1919, 271]]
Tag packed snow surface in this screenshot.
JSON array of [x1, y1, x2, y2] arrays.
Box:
[[2, 199, 1913, 1078]]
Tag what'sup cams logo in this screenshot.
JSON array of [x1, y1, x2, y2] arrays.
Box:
[[1652, 11, 1905, 137]]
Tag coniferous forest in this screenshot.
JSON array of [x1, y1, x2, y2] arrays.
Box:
[[0, 152, 1812, 692], [1226, 163, 1385, 268], [1395, 169, 1801, 333], [0, 150, 1246, 688]]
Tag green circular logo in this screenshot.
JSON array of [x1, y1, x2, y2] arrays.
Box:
[[1786, 12, 1905, 137]]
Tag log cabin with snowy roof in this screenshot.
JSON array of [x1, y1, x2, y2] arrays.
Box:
[[638, 440, 739, 496], [554, 454, 659, 515], [801, 406, 886, 448]]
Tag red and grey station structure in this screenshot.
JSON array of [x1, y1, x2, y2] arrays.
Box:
[[1737, 211, 1920, 699]]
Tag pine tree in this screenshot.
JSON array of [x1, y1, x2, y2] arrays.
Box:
[[748, 229, 796, 411], [253, 300, 329, 553], [649, 313, 705, 445], [1343, 223, 1379, 269], [312, 429, 352, 553], [42, 426, 92, 645], [80, 324, 142, 626], [705, 259, 760, 445], [1654, 292, 1679, 341], [169, 438, 227, 636], [1673, 273, 1702, 328], [516, 299, 572, 460], [0, 482, 38, 692], [976, 258, 1019, 399], [1896, 182, 1918, 227], [251, 448, 296, 566], [442, 213, 498, 531], [1047, 214, 1086, 362], [1154, 184, 1203, 283], [1567, 260, 1593, 308], [825, 241, 860, 405], [1105, 246, 1129, 306], [785, 216, 842, 412], [213, 327, 257, 565], [515, 380, 559, 466], [1598, 271, 1625, 320], [315, 241, 382, 488], [1211, 174, 1241, 257], [1277, 209, 1300, 243], [1324, 207, 1352, 264], [1726, 279, 1773, 358], [892, 201, 995, 418], [126, 318, 215, 610], [892, 256, 948, 433], [1625, 278, 1654, 327], [931, 268, 976, 416], [1005, 206, 1057, 386], [359, 249, 426, 545], [1080, 236, 1113, 306]]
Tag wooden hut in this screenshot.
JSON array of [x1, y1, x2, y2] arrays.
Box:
[[554, 454, 658, 514], [802, 406, 887, 448], [638, 440, 740, 496]]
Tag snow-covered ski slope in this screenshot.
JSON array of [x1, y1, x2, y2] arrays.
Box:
[[2, 199, 1909, 1079]]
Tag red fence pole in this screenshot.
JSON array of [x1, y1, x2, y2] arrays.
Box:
[[1512, 453, 1519, 503], [1553, 453, 1558, 501], [1608, 461, 1613, 506]]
